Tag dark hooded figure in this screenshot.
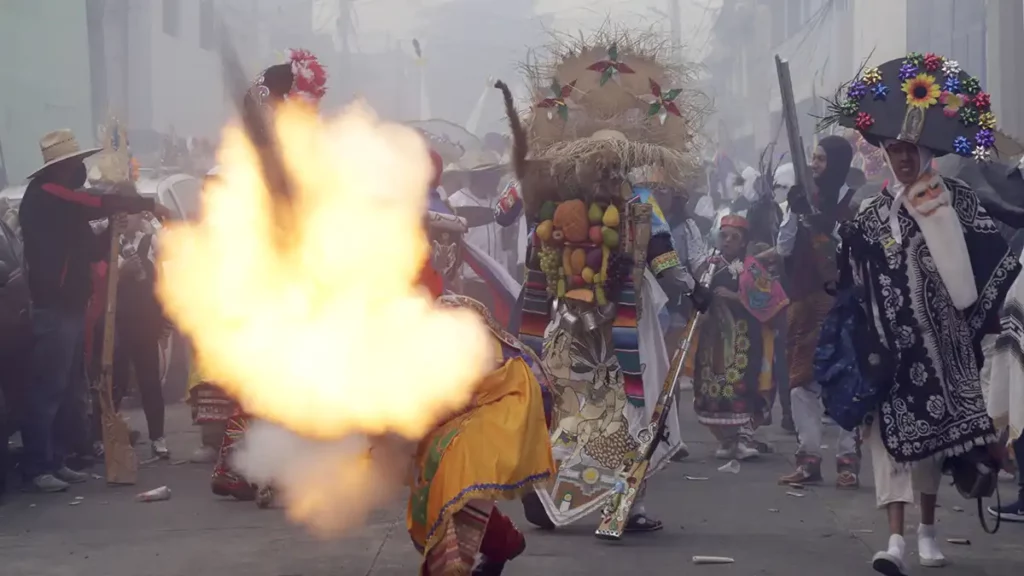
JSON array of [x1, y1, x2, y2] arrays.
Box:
[[811, 135, 856, 221], [774, 134, 861, 489]]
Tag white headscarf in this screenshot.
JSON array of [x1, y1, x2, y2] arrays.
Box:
[[773, 162, 795, 205], [881, 139, 977, 310], [739, 166, 760, 201], [881, 139, 935, 243]]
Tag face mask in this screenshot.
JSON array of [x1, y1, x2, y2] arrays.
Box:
[[70, 163, 88, 189]]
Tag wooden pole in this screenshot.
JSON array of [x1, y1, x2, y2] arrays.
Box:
[[98, 214, 138, 485]]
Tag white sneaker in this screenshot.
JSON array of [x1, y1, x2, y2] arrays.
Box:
[[917, 524, 947, 568], [27, 474, 70, 493], [872, 534, 908, 575], [54, 466, 89, 484], [715, 444, 735, 460], [735, 442, 760, 461], [152, 437, 170, 459]]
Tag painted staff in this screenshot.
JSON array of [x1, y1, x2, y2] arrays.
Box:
[[595, 254, 720, 540], [92, 116, 139, 485]]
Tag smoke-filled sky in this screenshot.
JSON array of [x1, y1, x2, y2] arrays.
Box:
[[354, 0, 720, 59]]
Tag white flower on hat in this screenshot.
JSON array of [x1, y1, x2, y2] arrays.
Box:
[[941, 60, 961, 77]]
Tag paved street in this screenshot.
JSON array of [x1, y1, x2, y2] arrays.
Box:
[[1, 396, 1022, 576]]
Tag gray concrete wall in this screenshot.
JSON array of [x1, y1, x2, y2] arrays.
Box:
[[0, 1, 94, 183]]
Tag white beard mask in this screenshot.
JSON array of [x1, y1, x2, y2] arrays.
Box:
[[903, 176, 978, 310]]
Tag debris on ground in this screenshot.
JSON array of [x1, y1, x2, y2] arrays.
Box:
[[692, 556, 735, 565], [768, 508, 780, 513], [785, 491, 805, 498], [91, 474, 104, 480], [135, 486, 172, 502], [788, 483, 806, 490], [717, 460, 741, 474], [951, 505, 964, 512], [139, 456, 162, 466], [947, 538, 971, 545], [684, 475, 709, 481], [68, 501, 82, 506]]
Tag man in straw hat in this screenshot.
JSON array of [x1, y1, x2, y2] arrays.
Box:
[[18, 129, 171, 493]]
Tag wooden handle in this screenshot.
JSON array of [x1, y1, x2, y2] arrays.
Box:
[[99, 215, 138, 485]]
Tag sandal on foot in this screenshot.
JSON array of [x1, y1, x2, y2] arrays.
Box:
[[624, 514, 663, 533]]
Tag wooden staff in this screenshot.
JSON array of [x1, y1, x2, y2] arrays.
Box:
[[98, 213, 138, 485]]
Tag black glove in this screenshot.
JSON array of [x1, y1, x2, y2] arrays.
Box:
[[688, 282, 713, 314], [787, 184, 812, 215]]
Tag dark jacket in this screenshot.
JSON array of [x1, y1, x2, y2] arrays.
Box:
[[116, 232, 168, 340], [19, 180, 154, 313]]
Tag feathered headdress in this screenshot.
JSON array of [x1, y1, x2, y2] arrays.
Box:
[[248, 49, 328, 110], [287, 49, 328, 102]]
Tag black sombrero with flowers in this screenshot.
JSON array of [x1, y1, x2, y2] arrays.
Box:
[[818, 52, 998, 162]]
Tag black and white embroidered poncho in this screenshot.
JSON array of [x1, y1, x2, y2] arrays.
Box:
[[846, 177, 1020, 463]]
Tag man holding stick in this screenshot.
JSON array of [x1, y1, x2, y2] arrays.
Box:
[[19, 129, 170, 493]]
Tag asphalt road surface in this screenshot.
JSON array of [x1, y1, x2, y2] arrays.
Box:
[[1, 397, 1022, 576]]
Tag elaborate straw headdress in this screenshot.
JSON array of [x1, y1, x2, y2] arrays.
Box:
[[500, 28, 711, 218]]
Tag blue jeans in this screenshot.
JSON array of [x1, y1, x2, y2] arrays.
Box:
[[20, 308, 87, 479]]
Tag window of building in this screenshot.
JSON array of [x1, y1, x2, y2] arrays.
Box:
[[200, 0, 216, 50], [162, 0, 180, 37]]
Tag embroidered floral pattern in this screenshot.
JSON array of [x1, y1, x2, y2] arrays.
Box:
[[852, 178, 1017, 462]]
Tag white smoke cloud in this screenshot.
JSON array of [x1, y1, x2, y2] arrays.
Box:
[[232, 420, 417, 537]]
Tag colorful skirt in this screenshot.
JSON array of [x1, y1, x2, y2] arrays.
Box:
[[407, 357, 554, 576]]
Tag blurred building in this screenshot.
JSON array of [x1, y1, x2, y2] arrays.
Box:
[[0, 1, 94, 183], [91, 0, 319, 163], [91, 0, 229, 162], [704, 0, 1024, 166]]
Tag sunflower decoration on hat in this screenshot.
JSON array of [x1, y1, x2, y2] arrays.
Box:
[[819, 52, 998, 162]]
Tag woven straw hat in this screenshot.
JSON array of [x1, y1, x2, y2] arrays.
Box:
[[443, 149, 503, 174], [28, 129, 101, 178]]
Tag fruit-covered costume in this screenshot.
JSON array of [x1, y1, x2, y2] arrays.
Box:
[[187, 49, 327, 507], [492, 33, 709, 530]]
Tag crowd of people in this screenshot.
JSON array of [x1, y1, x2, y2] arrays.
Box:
[[3, 38, 1024, 576]]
